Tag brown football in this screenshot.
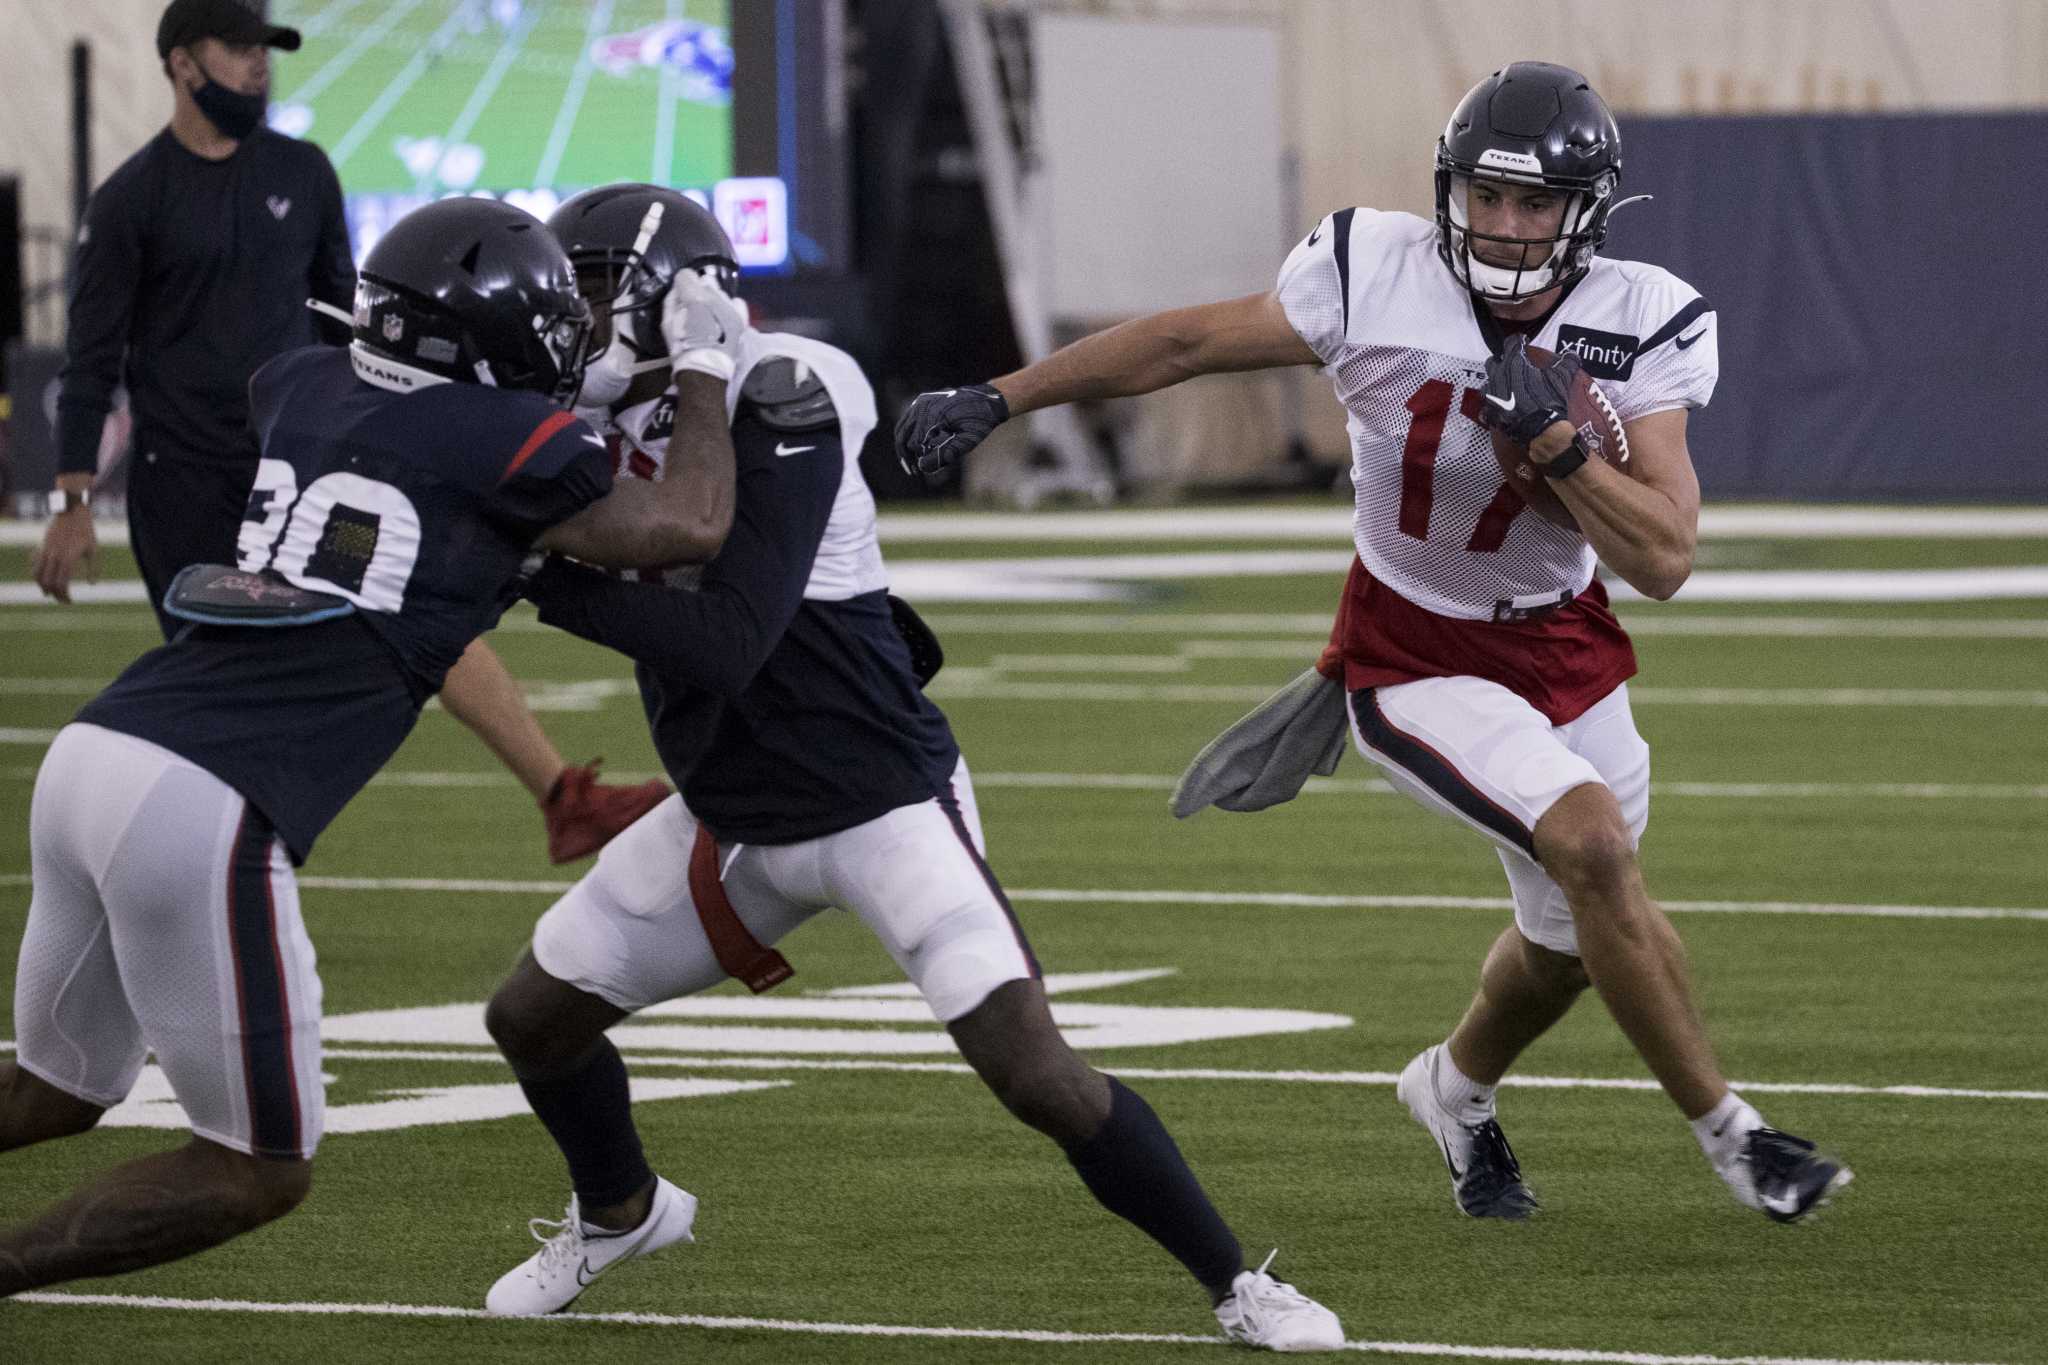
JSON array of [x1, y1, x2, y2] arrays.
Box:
[[1487, 346, 1630, 531]]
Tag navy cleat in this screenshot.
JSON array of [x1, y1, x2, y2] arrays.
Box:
[[1728, 1127, 1853, 1224], [1396, 1046, 1539, 1220]]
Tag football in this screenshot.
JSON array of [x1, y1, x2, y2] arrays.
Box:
[[1487, 346, 1630, 530]]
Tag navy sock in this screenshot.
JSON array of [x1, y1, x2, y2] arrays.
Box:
[[1064, 1077, 1244, 1296], [513, 1039, 654, 1212]]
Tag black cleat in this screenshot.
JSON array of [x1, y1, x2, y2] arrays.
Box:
[[1397, 1046, 1540, 1220], [1736, 1127, 1853, 1224]]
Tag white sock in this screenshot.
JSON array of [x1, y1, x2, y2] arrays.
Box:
[[1432, 1045, 1497, 1124], [1691, 1090, 1763, 1168]]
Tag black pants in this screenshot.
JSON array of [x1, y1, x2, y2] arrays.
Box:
[[126, 446, 258, 641]]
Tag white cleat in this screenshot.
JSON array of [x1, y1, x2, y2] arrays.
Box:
[[1396, 1045, 1538, 1220], [485, 1176, 699, 1316], [1214, 1250, 1345, 1353]]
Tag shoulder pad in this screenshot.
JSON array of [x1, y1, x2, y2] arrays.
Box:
[[739, 355, 838, 433]]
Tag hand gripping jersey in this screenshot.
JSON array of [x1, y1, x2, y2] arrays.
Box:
[[547, 330, 960, 843], [76, 346, 612, 859], [1279, 208, 1717, 722]]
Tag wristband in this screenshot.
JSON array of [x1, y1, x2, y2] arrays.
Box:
[[53, 487, 93, 515], [1539, 441, 1589, 480]]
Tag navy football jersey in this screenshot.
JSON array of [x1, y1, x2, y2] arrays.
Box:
[[77, 346, 611, 860], [529, 332, 959, 844]]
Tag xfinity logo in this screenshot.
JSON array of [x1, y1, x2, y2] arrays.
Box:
[[1556, 325, 1639, 382]]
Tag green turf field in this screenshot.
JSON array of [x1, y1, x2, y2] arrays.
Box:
[[268, 0, 731, 197], [2, 508, 2045, 1363]]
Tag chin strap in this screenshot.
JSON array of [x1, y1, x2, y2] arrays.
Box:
[[305, 298, 355, 328]]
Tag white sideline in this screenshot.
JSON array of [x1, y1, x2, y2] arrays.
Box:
[[302, 1047, 2048, 1105], [1, 872, 2035, 921], [6, 1291, 2005, 1365], [12, 503, 2046, 547], [4, 763, 2045, 802]]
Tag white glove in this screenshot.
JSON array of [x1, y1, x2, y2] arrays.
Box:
[[660, 267, 750, 382]]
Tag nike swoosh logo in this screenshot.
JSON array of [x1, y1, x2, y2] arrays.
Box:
[[1483, 392, 1516, 412], [1307, 228, 1323, 246], [575, 1258, 598, 1286], [1675, 328, 1707, 350], [581, 433, 606, 447], [774, 442, 816, 456], [1437, 1135, 1466, 1181], [1761, 1189, 1804, 1216]]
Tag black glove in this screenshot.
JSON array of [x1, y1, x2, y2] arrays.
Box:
[[894, 382, 1009, 479], [1480, 335, 1580, 447]]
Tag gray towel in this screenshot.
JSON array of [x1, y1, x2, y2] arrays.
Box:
[[1170, 667, 1348, 818]]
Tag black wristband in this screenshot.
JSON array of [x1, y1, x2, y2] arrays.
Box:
[[1540, 441, 1589, 479]]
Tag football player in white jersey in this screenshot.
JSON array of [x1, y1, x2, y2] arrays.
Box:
[[469, 186, 1344, 1351], [896, 63, 1850, 1225]]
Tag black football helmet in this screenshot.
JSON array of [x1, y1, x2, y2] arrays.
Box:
[[349, 197, 592, 404], [1434, 62, 1623, 302], [546, 184, 738, 408]]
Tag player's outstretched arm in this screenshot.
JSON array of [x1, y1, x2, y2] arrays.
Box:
[[896, 291, 1318, 477]]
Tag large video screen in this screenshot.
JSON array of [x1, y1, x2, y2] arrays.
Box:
[[267, 0, 793, 271]]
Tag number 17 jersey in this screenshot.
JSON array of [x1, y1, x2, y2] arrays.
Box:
[[1277, 207, 1717, 621]]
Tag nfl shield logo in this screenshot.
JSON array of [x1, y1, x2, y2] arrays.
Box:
[[382, 314, 404, 343]]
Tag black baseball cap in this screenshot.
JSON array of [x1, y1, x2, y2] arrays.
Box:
[[156, 0, 301, 59]]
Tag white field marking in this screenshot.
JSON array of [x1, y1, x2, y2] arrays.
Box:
[[328, 4, 474, 169], [10, 567, 2048, 608], [0, 728, 58, 745], [651, 0, 682, 182], [874, 503, 2048, 540], [1623, 567, 2048, 603], [436, 1, 537, 148], [928, 678, 2048, 708], [279, 0, 425, 105], [91, 1061, 786, 1134], [306, 1048, 2048, 1105], [989, 652, 1195, 673], [2, 872, 2031, 921], [15, 765, 2036, 803], [3, 1039, 2041, 1105], [915, 612, 2048, 639], [10, 503, 2048, 548], [534, 0, 613, 184], [5, 1291, 2016, 1365], [1008, 888, 2048, 922]]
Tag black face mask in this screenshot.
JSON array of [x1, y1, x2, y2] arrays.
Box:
[[188, 62, 267, 140]]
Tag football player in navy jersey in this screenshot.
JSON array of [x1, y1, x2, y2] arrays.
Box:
[[0, 196, 745, 1295], [467, 185, 1343, 1352], [897, 64, 1849, 1226]]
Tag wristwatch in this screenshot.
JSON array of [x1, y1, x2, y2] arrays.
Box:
[[1539, 440, 1588, 480], [52, 487, 93, 515]]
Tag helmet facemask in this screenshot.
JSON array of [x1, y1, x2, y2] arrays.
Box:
[[1437, 162, 1614, 303]]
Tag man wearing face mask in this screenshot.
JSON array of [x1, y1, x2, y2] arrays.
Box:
[[32, 0, 672, 866]]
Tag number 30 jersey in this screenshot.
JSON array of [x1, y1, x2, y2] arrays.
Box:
[[1278, 207, 1717, 622], [75, 346, 612, 860]]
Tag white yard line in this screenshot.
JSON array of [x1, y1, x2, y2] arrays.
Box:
[[914, 613, 2048, 639], [15, 766, 2039, 802], [328, 4, 475, 169], [875, 505, 2048, 541], [2, 873, 2033, 920], [534, 0, 613, 184], [278, 0, 424, 106], [650, 0, 682, 183], [14, 505, 2047, 547], [928, 678, 2048, 707], [7, 1290, 2010, 1364], [309, 1047, 2048, 1104]]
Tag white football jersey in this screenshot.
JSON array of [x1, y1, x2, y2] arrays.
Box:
[[1277, 208, 1717, 620], [596, 329, 887, 600]]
